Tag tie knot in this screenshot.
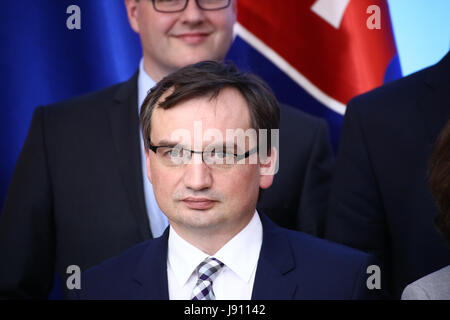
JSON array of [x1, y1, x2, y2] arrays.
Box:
[[197, 257, 224, 282]]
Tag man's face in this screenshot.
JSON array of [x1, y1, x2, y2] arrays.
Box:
[[145, 88, 274, 238], [125, 0, 236, 81]]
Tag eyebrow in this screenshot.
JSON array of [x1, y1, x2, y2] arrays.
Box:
[[154, 140, 241, 152], [206, 142, 247, 154], [154, 139, 181, 147], [208, 142, 238, 149]]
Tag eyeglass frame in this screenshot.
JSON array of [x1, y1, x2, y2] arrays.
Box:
[[147, 140, 259, 166], [151, 0, 231, 13]]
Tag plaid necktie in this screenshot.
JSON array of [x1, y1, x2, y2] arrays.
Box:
[[191, 257, 224, 300]]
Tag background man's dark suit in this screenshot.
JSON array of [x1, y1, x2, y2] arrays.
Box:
[[0, 72, 333, 299], [69, 214, 379, 300], [325, 52, 450, 298]]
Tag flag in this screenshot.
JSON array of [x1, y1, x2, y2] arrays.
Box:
[[226, 0, 401, 150]]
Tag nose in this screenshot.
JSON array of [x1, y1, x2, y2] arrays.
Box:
[[179, 0, 206, 25], [183, 153, 213, 191]]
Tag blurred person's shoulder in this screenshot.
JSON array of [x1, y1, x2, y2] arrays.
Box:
[[72, 233, 167, 300], [348, 52, 449, 117], [402, 265, 450, 300], [43, 72, 138, 119], [280, 103, 328, 129], [262, 214, 375, 268]]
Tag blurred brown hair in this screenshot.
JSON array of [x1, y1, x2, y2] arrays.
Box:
[[429, 119, 450, 245]]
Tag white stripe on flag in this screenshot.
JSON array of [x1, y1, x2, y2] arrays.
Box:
[[311, 0, 350, 29], [234, 23, 346, 115]]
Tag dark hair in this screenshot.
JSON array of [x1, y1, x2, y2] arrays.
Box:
[[429, 119, 450, 245], [140, 60, 280, 152]]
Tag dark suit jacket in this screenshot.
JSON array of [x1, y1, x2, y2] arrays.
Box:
[[0, 71, 333, 299], [325, 52, 450, 298], [70, 214, 380, 300]]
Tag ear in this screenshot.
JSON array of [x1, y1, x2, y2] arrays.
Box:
[[145, 150, 153, 184], [124, 0, 140, 33], [259, 146, 278, 189]]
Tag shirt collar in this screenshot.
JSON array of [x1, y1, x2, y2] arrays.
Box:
[[214, 211, 262, 283], [167, 211, 263, 287], [137, 58, 156, 114], [167, 226, 209, 288]]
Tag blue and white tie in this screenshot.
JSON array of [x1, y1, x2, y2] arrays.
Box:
[[191, 257, 224, 300]]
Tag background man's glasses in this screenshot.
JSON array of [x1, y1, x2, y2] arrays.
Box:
[[148, 142, 258, 168], [152, 0, 231, 13]]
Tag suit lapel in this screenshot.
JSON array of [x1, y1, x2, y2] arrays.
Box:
[[130, 216, 298, 299], [133, 228, 170, 299], [419, 52, 450, 144], [108, 71, 152, 240], [251, 215, 298, 299]]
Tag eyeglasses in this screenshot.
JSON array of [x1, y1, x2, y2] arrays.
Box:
[[151, 0, 231, 13], [148, 142, 258, 168]]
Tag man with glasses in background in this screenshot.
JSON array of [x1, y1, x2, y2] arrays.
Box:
[[0, 0, 333, 299]]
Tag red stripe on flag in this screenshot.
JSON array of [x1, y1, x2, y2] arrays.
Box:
[[237, 0, 398, 105]]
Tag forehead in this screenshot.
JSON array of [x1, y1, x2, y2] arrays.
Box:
[[150, 87, 251, 143]]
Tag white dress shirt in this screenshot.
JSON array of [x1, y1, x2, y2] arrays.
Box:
[[137, 59, 169, 237], [167, 211, 263, 300]]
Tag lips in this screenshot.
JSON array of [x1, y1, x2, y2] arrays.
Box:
[[182, 197, 217, 210], [174, 32, 210, 44]]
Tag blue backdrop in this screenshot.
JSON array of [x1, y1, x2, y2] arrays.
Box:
[[0, 1, 143, 206]]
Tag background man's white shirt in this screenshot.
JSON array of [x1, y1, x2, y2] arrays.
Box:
[[138, 59, 169, 237]]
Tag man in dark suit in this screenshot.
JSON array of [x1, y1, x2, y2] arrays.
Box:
[[71, 61, 377, 300], [75, 215, 379, 300], [325, 51, 450, 298], [0, 0, 333, 298]]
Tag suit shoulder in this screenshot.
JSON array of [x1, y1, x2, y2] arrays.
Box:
[[280, 103, 327, 129], [284, 228, 373, 263], [278, 104, 329, 150], [49, 83, 121, 110], [82, 240, 151, 283], [262, 214, 372, 264], [347, 67, 428, 115], [42, 76, 135, 118], [401, 265, 450, 300], [273, 225, 380, 299], [33, 76, 137, 133]]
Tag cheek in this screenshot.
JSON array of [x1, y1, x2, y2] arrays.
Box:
[[150, 165, 177, 198], [139, 13, 176, 41], [159, 15, 180, 35], [218, 167, 260, 202], [213, 14, 234, 35]]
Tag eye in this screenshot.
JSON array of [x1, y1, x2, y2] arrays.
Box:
[[161, 149, 175, 157], [214, 151, 237, 163], [160, 147, 184, 158], [213, 151, 228, 159]]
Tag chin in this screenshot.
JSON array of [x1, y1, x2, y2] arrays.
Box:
[[178, 49, 225, 66], [182, 210, 223, 228], [178, 57, 212, 67]]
